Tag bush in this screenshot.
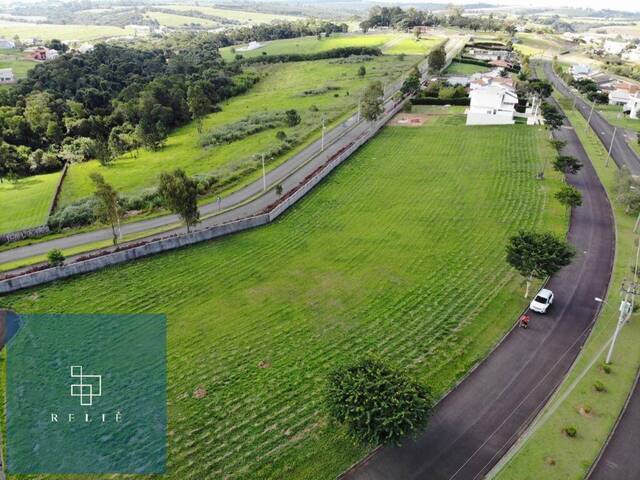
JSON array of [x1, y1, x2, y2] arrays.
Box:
[[201, 111, 289, 147], [601, 363, 612, 374], [563, 426, 577, 438], [326, 357, 432, 445], [47, 199, 97, 231], [239, 47, 382, 65], [47, 249, 65, 266], [594, 380, 607, 392]]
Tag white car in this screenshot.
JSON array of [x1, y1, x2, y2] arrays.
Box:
[[529, 288, 553, 313], [530, 288, 554, 314]]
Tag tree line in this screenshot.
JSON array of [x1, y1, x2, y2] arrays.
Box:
[[0, 36, 254, 182]]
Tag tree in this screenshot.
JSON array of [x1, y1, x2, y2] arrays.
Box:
[[285, 109, 301, 127], [555, 184, 583, 209], [158, 169, 200, 232], [187, 81, 211, 133], [358, 65, 367, 77], [428, 45, 446, 73], [361, 81, 384, 123], [326, 358, 432, 445], [413, 26, 421, 40], [90, 173, 123, 245], [527, 79, 553, 98], [47, 249, 65, 266], [554, 155, 583, 174], [400, 67, 421, 95], [541, 102, 564, 130], [506, 231, 575, 297]]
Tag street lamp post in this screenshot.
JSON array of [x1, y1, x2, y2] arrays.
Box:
[[261, 154, 266, 192], [606, 127, 617, 168], [585, 101, 595, 134], [321, 116, 326, 152]]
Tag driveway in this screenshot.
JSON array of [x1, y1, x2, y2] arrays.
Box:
[[341, 86, 615, 480]]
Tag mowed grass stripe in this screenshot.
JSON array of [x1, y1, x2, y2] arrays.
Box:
[[2, 122, 564, 479]]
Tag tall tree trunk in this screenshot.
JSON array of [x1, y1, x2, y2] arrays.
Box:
[[111, 224, 117, 246]]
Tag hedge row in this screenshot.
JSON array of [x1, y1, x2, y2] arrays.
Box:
[[457, 56, 520, 73], [411, 97, 470, 106], [238, 47, 382, 65]]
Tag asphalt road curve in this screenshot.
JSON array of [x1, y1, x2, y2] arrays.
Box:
[[588, 372, 640, 480], [543, 61, 640, 176], [341, 98, 615, 480]]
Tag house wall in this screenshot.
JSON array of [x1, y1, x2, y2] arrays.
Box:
[[466, 111, 515, 125]]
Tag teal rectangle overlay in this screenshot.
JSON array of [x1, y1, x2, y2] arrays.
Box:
[[6, 314, 166, 474]]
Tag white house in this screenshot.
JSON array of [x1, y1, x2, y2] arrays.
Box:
[[0, 68, 14, 83], [238, 41, 263, 52], [0, 38, 15, 49], [570, 64, 591, 78], [77, 43, 94, 54], [608, 81, 640, 106], [466, 85, 518, 126], [603, 40, 628, 55]]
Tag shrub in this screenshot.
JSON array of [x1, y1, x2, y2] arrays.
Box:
[[47, 249, 65, 266], [601, 364, 612, 374], [411, 97, 470, 106], [326, 357, 432, 445], [201, 111, 289, 147], [594, 380, 607, 392], [238, 47, 382, 65], [47, 199, 98, 231], [564, 426, 577, 438]]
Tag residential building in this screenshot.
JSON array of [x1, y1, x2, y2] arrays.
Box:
[[603, 40, 627, 55], [0, 68, 14, 83], [28, 47, 59, 61], [0, 38, 15, 49], [628, 94, 639, 119], [77, 43, 94, 54], [570, 64, 591, 78], [608, 81, 640, 106], [469, 69, 514, 91], [466, 85, 518, 125]]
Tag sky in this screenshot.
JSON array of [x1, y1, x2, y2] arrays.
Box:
[[391, 0, 640, 13]]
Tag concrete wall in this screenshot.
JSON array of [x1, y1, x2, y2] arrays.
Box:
[[0, 93, 409, 294]]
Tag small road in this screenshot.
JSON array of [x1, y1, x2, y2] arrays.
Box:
[[543, 61, 640, 176], [341, 86, 615, 480], [588, 372, 640, 480]]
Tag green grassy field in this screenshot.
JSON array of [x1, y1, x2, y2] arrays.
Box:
[[1, 119, 565, 479], [0, 48, 37, 80], [0, 21, 135, 41], [445, 60, 491, 75], [157, 4, 302, 25], [145, 11, 221, 28], [493, 87, 640, 480], [58, 55, 415, 206], [0, 171, 60, 234], [220, 33, 398, 60], [596, 104, 640, 131], [382, 36, 443, 55]]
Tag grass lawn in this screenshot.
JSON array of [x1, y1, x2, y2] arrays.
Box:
[[596, 106, 640, 131], [492, 91, 640, 480], [145, 11, 221, 28], [0, 21, 135, 41], [1, 121, 565, 479], [157, 4, 302, 25], [220, 33, 398, 60], [0, 48, 37, 80], [382, 36, 443, 55], [445, 60, 491, 75], [58, 55, 416, 206], [0, 171, 60, 234]]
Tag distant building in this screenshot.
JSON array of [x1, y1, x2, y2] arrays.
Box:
[[466, 47, 515, 63], [570, 64, 591, 78], [469, 68, 515, 91], [0, 68, 14, 83], [609, 81, 640, 106], [0, 38, 15, 49], [627, 94, 639, 119], [77, 43, 94, 54], [28, 47, 59, 61], [466, 85, 518, 125], [603, 40, 627, 55], [238, 41, 263, 52]]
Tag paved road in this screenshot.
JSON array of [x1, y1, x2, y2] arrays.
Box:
[[588, 371, 640, 480], [341, 94, 615, 480], [543, 61, 640, 176]]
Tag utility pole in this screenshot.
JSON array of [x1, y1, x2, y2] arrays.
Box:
[[261, 154, 266, 192], [321, 116, 326, 152], [585, 100, 595, 134], [606, 127, 617, 168], [357, 99, 361, 123], [599, 279, 639, 364]]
